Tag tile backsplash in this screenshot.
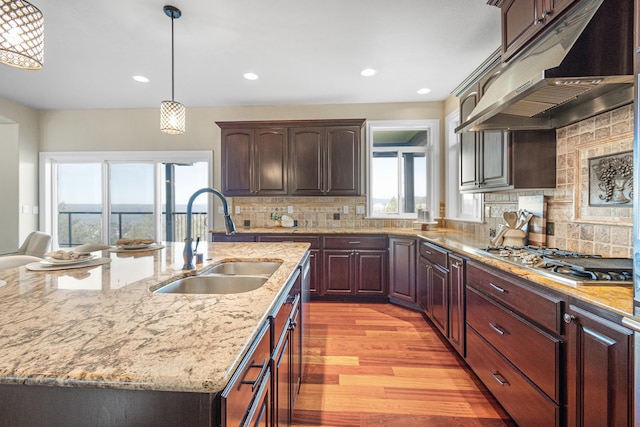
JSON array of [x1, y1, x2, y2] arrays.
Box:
[[230, 196, 417, 230], [446, 104, 634, 257]]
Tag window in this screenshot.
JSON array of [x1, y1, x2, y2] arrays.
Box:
[[40, 151, 212, 248], [366, 120, 439, 219], [444, 111, 483, 222]]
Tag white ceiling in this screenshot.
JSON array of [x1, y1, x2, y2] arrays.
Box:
[[0, 0, 501, 111]]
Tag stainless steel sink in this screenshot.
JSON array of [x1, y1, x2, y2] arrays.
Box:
[[153, 275, 268, 294], [206, 261, 281, 276]]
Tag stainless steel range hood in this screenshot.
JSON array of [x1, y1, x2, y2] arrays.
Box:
[[456, 0, 633, 133]]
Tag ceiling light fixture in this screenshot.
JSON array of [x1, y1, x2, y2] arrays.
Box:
[[417, 87, 431, 95], [160, 5, 185, 135], [133, 75, 149, 83], [360, 68, 377, 77], [0, 0, 44, 70], [243, 72, 259, 81]]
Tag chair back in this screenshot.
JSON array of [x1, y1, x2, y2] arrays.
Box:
[[0, 255, 42, 270], [16, 232, 52, 258]]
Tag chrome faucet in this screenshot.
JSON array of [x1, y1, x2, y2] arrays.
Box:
[[183, 187, 236, 270]]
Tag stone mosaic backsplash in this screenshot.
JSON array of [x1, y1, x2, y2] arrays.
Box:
[[446, 104, 634, 258]]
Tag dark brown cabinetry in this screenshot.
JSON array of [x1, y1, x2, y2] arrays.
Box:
[[448, 254, 466, 357], [499, 0, 577, 61], [217, 119, 364, 197], [322, 235, 388, 299], [564, 304, 633, 427], [289, 125, 362, 196], [388, 236, 417, 306], [466, 261, 564, 426], [220, 127, 288, 196], [418, 241, 450, 338]]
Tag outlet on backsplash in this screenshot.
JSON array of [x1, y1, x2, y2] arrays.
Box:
[[333, 213, 340, 220], [489, 228, 496, 238], [546, 222, 555, 236]]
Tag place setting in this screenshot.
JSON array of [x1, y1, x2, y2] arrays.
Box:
[[26, 249, 111, 271], [108, 238, 165, 254]]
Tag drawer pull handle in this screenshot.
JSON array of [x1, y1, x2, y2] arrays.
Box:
[[241, 358, 268, 392], [490, 371, 509, 386], [348, 241, 361, 245], [489, 282, 506, 293], [489, 322, 506, 335]]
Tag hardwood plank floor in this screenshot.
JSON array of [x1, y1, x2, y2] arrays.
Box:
[[292, 302, 515, 427]]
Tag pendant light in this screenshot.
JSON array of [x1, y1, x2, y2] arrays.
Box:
[[160, 5, 185, 135], [0, 0, 44, 70]]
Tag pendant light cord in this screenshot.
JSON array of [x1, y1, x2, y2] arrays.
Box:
[[170, 13, 175, 102]]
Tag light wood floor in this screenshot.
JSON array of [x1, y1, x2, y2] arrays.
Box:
[[292, 302, 515, 427]]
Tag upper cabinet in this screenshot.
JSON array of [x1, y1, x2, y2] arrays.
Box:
[[499, 0, 577, 61], [220, 126, 288, 196], [218, 119, 364, 197]]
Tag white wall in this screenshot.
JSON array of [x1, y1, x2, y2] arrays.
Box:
[[0, 98, 39, 252]]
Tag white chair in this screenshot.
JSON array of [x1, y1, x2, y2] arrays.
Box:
[[0, 255, 42, 270], [14, 231, 52, 258]]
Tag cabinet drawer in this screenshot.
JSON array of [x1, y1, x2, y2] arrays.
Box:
[[323, 235, 387, 250], [466, 328, 560, 427], [258, 235, 321, 249], [467, 287, 560, 402], [467, 261, 563, 333], [272, 292, 300, 354], [418, 240, 448, 268], [221, 321, 271, 426]]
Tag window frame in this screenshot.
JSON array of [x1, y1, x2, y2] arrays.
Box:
[[444, 111, 483, 223], [39, 151, 213, 248], [366, 120, 439, 220]]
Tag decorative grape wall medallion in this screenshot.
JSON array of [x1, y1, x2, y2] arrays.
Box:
[[574, 132, 633, 225], [588, 150, 633, 206]]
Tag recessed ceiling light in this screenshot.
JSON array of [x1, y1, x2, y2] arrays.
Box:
[[133, 75, 149, 83], [417, 87, 431, 94], [244, 72, 259, 80], [360, 68, 377, 77]]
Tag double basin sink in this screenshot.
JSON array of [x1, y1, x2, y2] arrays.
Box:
[[153, 261, 282, 295]]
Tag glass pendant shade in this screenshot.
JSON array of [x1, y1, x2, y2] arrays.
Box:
[[160, 100, 185, 135], [0, 0, 44, 70]]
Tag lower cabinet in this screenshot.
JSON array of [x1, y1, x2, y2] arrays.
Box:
[[448, 254, 465, 357], [322, 235, 388, 299], [388, 236, 417, 306], [221, 321, 271, 427], [564, 304, 633, 427], [418, 241, 450, 339]]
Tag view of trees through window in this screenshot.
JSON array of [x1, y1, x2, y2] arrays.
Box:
[[55, 159, 209, 247]]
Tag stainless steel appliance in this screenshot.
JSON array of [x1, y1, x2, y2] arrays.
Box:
[[478, 245, 633, 287]]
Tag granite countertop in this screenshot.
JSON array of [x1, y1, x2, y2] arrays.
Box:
[[212, 227, 634, 317], [0, 242, 309, 394]]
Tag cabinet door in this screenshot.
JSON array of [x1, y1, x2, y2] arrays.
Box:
[[389, 237, 416, 303], [459, 90, 479, 190], [417, 257, 432, 317], [308, 249, 320, 296], [289, 127, 324, 195], [354, 250, 387, 296], [323, 250, 353, 295], [221, 128, 253, 196], [565, 305, 632, 427], [254, 128, 288, 195], [448, 254, 465, 357], [274, 333, 291, 427], [430, 265, 449, 337], [325, 126, 361, 195], [290, 303, 302, 408], [502, 0, 545, 61], [480, 130, 509, 189], [244, 369, 271, 427]]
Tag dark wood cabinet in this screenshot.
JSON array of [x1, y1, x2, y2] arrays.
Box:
[[500, 0, 577, 61], [220, 127, 288, 196], [289, 125, 362, 196], [418, 241, 450, 337], [322, 235, 387, 299], [388, 236, 417, 306], [417, 256, 432, 317], [564, 304, 633, 427], [448, 254, 465, 357], [218, 119, 364, 197]]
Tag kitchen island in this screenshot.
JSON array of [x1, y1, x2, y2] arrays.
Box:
[[0, 241, 309, 426]]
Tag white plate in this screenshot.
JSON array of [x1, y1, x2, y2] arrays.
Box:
[[118, 243, 153, 250], [41, 255, 95, 266]]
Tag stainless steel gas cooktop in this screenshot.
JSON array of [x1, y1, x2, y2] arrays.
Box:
[[478, 245, 633, 287]]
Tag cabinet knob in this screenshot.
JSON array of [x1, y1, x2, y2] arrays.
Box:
[[563, 313, 576, 324]]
